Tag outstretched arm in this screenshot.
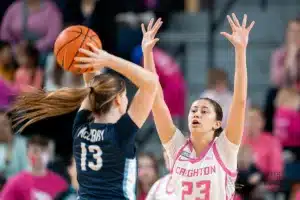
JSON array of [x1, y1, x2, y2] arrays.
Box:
[[141, 18, 177, 144], [75, 44, 159, 128], [221, 14, 254, 145]]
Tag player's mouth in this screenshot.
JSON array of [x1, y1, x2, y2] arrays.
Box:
[[191, 119, 200, 126]]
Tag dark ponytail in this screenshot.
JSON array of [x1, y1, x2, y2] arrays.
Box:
[[214, 127, 223, 138]]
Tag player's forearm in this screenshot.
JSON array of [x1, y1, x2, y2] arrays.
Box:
[[143, 50, 157, 73], [232, 48, 247, 104], [108, 55, 159, 92]]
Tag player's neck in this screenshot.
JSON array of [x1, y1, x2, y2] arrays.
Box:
[[94, 112, 121, 124], [141, 184, 152, 194], [190, 133, 214, 157]]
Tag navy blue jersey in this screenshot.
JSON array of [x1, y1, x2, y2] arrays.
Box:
[[72, 110, 139, 200]]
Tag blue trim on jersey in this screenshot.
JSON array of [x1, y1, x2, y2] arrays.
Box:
[[123, 158, 137, 200]]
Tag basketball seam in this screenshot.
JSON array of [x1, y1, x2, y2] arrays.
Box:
[[55, 28, 83, 57], [67, 30, 99, 46], [67, 28, 91, 72]]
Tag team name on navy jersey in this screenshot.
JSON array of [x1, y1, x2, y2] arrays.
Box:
[[77, 127, 104, 142]]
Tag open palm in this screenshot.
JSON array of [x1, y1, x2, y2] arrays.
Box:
[[141, 18, 163, 52], [221, 13, 255, 49]]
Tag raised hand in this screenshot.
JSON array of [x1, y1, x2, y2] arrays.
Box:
[[221, 13, 255, 49], [74, 43, 113, 72], [141, 18, 163, 53]]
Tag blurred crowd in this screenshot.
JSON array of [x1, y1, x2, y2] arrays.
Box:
[[0, 0, 299, 200]]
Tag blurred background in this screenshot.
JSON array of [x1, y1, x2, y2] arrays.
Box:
[[0, 0, 299, 199]]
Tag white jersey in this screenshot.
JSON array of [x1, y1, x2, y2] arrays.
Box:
[[146, 174, 177, 200], [163, 129, 239, 200]]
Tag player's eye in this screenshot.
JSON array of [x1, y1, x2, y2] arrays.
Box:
[[201, 110, 208, 114]]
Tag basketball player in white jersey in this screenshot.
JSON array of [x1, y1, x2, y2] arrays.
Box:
[[146, 150, 176, 200], [141, 14, 254, 200]]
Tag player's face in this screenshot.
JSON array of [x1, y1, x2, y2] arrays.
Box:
[[245, 109, 264, 136], [188, 99, 221, 135], [27, 144, 50, 170]]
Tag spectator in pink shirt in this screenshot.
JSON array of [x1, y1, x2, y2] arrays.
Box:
[[244, 107, 283, 189], [0, 0, 62, 55], [274, 88, 300, 161], [264, 17, 300, 133], [270, 17, 300, 87], [14, 43, 43, 92], [274, 88, 300, 147], [0, 135, 68, 200]]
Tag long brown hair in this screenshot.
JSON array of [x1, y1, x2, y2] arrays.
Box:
[[10, 73, 126, 132]]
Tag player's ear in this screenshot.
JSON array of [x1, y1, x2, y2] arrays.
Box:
[[114, 94, 122, 106], [213, 120, 221, 130]]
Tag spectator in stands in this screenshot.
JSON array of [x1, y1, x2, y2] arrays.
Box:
[[132, 45, 186, 125], [63, 0, 121, 55], [0, 41, 14, 83], [146, 149, 176, 199], [0, 134, 68, 200], [0, 111, 28, 179], [236, 145, 264, 200], [265, 17, 300, 132], [44, 54, 83, 92], [0, 0, 62, 65], [14, 43, 43, 92], [200, 68, 233, 126], [54, 157, 78, 200], [138, 152, 159, 200], [274, 87, 300, 160], [244, 107, 283, 190], [270, 16, 300, 87], [0, 78, 18, 109]]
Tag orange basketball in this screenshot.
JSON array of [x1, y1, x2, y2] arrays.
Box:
[[54, 25, 102, 74]]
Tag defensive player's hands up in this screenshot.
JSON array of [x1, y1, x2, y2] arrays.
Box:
[[74, 43, 113, 72], [221, 13, 255, 49], [141, 18, 163, 53]]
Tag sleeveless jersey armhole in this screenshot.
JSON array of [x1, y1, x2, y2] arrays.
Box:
[[162, 128, 187, 169], [214, 132, 239, 175]]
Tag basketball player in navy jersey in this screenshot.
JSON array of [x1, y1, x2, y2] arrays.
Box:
[[10, 43, 160, 199]]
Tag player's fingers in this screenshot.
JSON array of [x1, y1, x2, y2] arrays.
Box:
[[78, 48, 97, 57], [220, 32, 233, 42], [232, 13, 241, 27], [73, 63, 91, 69], [242, 14, 247, 28], [152, 18, 162, 31], [227, 15, 236, 32], [147, 18, 154, 31], [141, 23, 146, 34], [247, 21, 255, 31], [74, 57, 97, 64], [86, 43, 100, 53], [149, 38, 160, 46], [151, 20, 163, 37]]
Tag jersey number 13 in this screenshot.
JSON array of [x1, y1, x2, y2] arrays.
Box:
[[80, 142, 103, 171]]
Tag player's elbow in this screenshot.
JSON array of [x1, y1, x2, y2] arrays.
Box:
[[143, 73, 159, 94]]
